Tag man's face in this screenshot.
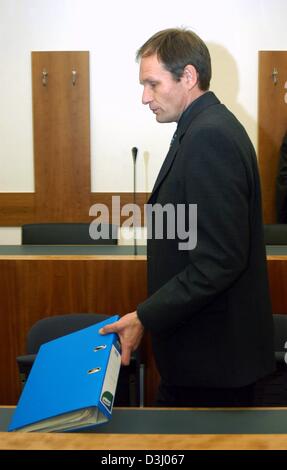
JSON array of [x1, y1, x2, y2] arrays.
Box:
[[139, 54, 190, 123]]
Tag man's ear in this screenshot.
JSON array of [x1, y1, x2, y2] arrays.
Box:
[[183, 64, 198, 89]]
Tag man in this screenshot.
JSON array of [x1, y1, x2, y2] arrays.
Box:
[[276, 132, 287, 223], [101, 28, 275, 406]]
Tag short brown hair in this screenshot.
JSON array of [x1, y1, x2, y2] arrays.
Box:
[[136, 28, 211, 91]]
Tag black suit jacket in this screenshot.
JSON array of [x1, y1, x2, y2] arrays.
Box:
[[137, 92, 275, 388], [276, 132, 287, 223]]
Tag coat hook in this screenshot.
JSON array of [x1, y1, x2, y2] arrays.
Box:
[[42, 69, 48, 87], [272, 67, 278, 85], [72, 69, 77, 86]]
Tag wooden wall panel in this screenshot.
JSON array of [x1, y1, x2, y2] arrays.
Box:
[[89, 192, 149, 226], [32, 51, 91, 220], [0, 194, 35, 225], [258, 51, 287, 223], [0, 192, 149, 226]]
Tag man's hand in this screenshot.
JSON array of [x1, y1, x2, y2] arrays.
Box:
[[99, 311, 144, 365]]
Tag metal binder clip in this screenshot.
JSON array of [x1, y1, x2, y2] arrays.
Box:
[[87, 367, 101, 374], [93, 345, 107, 352]]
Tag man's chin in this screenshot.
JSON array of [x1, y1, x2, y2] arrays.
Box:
[[156, 115, 172, 123], [155, 113, 167, 123]]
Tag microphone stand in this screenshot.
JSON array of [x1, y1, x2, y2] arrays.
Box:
[[132, 147, 138, 255]]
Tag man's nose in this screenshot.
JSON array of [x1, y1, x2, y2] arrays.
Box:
[[142, 87, 152, 105]]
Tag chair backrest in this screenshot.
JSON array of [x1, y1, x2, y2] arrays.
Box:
[[22, 223, 118, 245], [254, 314, 287, 406], [27, 313, 110, 354], [273, 313, 287, 362], [264, 224, 287, 245]]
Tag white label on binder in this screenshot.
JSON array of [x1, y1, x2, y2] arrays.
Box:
[[100, 344, 121, 412]]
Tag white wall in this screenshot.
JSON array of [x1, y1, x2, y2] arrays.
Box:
[[0, 0, 286, 201]]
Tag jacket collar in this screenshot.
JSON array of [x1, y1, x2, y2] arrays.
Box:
[[148, 91, 220, 202], [177, 91, 220, 141]]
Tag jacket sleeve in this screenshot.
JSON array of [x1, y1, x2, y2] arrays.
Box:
[[137, 126, 253, 333]]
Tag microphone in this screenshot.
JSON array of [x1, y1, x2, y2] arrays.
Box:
[[132, 146, 138, 165], [132, 147, 138, 255]]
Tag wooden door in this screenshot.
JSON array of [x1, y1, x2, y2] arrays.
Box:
[[32, 51, 91, 221], [258, 51, 287, 223]]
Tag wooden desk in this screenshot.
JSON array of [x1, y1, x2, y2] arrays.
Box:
[[266, 245, 287, 314], [0, 245, 286, 406], [2, 431, 287, 450], [1, 407, 287, 450], [0, 246, 151, 405]]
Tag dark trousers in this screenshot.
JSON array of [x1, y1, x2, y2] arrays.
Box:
[[155, 380, 255, 407]]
